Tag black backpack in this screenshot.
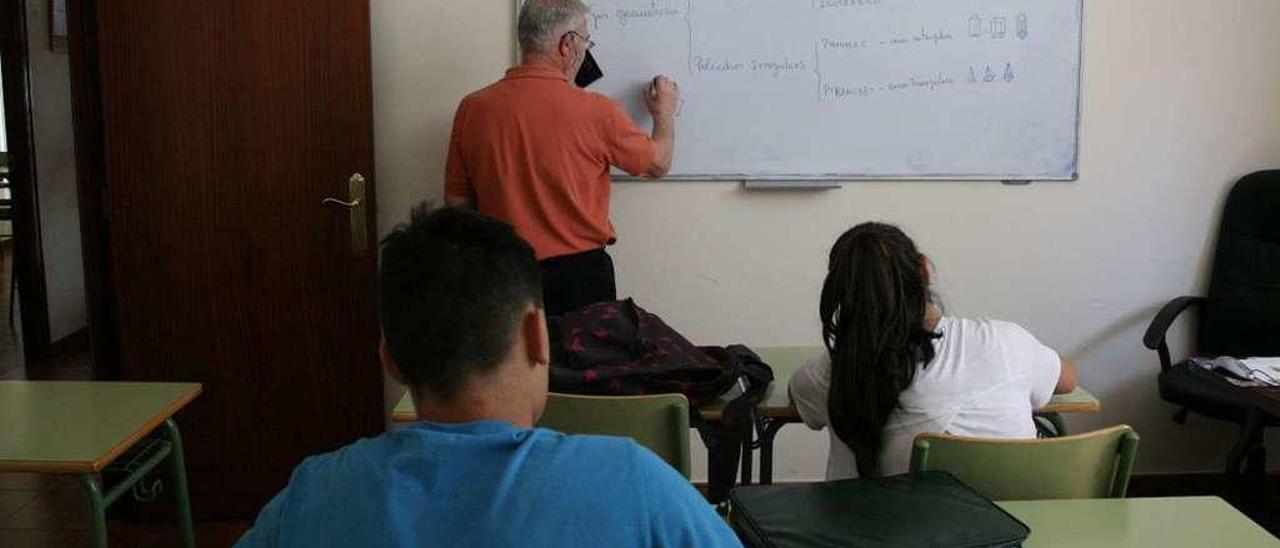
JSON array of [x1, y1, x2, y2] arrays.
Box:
[[549, 299, 773, 502]]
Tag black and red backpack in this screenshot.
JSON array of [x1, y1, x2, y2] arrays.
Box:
[[548, 299, 774, 503]]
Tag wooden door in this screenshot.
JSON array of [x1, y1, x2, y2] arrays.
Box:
[[93, 0, 380, 519]]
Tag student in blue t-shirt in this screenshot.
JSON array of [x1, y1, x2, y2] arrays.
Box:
[[236, 205, 740, 548]]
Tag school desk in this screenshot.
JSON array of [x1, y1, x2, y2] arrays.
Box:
[[391, 346, 1100, 485], [995, 497, 1278, 547], [0, 381, 201, 548], [709, 347, 1100, 484], [731, 484, 1274, 548]]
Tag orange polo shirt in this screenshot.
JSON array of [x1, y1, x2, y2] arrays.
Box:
[[444, 64, 655, 260]]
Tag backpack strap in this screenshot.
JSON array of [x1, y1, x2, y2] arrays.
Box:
[[693, 345, 775, 504]]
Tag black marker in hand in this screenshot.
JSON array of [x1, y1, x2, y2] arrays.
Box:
[[645, 75, 679, 119]]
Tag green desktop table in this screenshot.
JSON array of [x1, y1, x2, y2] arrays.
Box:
[[392, 346, 1100, 484], [0, 381, 201, 548], [997, 497, 1278, 547]]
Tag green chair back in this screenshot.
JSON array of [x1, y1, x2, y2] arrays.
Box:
[[910, 425, 1139, 500], [537, 392, 691, 478]]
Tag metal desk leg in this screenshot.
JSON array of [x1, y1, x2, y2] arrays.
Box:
[[757, 418, 788, 485], [739, 414, 755, 486], [163, 418, 196, 548], [1226, 407, 1266, 508], [72, 419, 195, 548], [78, 474, 109, 548], [1034, 412, 1068, 438]]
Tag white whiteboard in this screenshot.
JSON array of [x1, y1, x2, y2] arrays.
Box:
[[531, 0, 1082, 181]]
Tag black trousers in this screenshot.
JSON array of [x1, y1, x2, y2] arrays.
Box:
[[540, 248, 617, 317]]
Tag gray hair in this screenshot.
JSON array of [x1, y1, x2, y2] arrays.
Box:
[[518, 0, 589, 55]]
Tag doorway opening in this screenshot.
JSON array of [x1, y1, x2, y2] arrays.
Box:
[[0, 0, 92, 380]]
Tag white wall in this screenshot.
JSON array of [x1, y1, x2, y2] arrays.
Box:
[[372, 0, 1280, 479], [26, 0, 86, 342]]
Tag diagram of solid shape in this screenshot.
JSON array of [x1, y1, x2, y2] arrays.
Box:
[[969, 15, 982, 38], [1003, 63, 1014, 83], [1016, 13, 1029, 40], [990, 16, 1007, 39], [984, 65, 997, 83]]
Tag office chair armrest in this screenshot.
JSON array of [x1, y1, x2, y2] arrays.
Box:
[[1142, 296, 1205, 370]]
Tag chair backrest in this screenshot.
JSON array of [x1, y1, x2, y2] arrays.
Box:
[[536, 392, 691, 478], [910, 425, 1139, 500], [1201, 169, 1280, 357]]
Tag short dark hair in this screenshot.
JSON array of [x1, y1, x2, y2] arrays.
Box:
[[380, 204, 542, 399]]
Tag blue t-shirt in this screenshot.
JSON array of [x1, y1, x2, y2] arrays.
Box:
[[236, 420, 741, 547]]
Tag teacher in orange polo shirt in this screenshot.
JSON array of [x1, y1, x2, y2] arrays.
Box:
[[444, 0, 679, 316]]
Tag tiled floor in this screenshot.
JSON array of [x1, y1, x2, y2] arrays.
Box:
[[0, 471, 249, 546], [0, 474, 93, 547], [0, 337, 24, 380], [0, 239, 23, 379], [1, 346, 94, 381], [0, 419, 250, 547]]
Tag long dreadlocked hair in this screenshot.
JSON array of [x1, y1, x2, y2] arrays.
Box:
[[820, 222, 941, 477]]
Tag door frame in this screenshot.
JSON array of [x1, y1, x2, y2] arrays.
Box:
[[66, 0, 114, 378], [0, 0, 55, 363]]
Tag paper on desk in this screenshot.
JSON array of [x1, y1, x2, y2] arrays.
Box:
[[1191, 356, 1280, 387], [1242, 357, 1280, 370], [1237, 357, 1280, 386]]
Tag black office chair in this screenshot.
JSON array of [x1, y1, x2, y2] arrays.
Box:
[[1143, 169, 1280, 487]]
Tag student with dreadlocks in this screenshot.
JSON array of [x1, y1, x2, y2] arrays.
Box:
[[789, 222, 1078, 479]]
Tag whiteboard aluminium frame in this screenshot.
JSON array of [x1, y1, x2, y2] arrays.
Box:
[[510, 0, 1083, 184]]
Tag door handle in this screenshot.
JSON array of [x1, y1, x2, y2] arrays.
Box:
[[323, 174, 368, 255], [322, 197, 361, 208]]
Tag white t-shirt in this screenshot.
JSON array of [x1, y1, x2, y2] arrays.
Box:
[[788, 316, 1062, 479]]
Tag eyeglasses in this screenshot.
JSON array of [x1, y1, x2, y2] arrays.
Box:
[[564, 31, 595, 50]]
